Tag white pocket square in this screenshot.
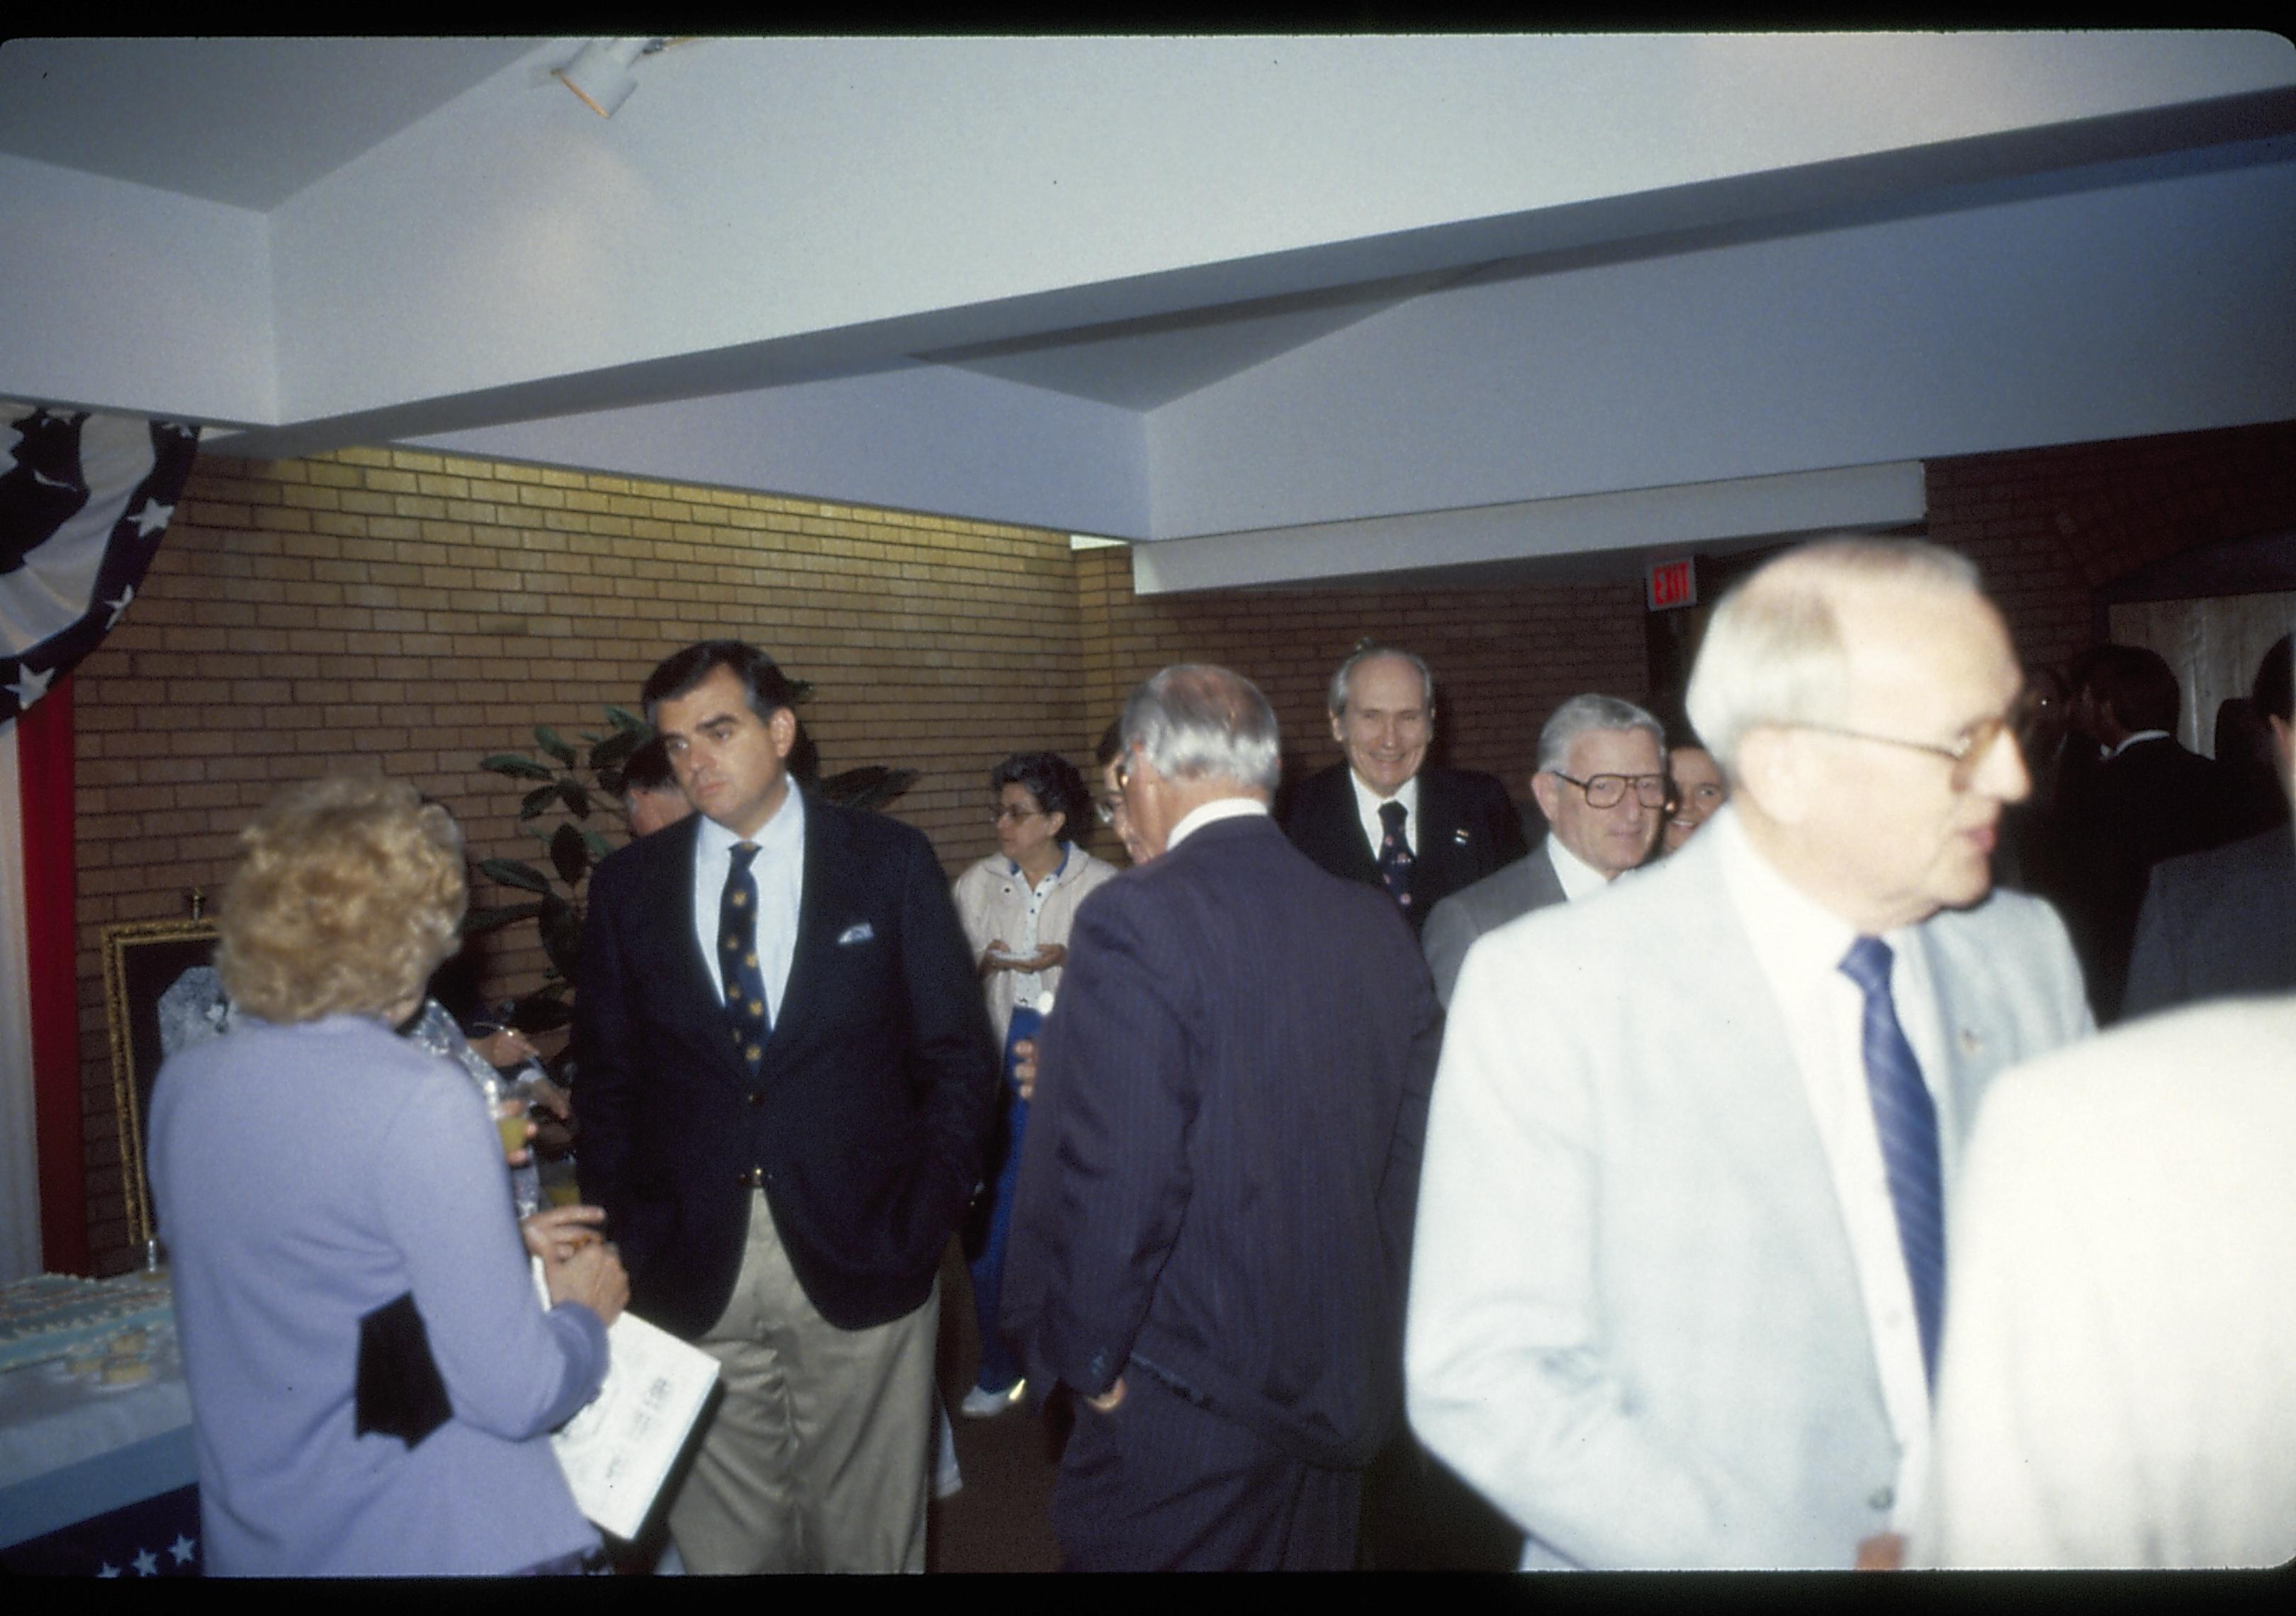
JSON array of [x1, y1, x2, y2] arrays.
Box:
[[836, 921, 874, 946]]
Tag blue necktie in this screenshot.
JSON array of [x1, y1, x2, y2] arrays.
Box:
[[1377, 799, 1414, 911], [721, 842, 770, 1075], [1838, 936, 1946, 1386]]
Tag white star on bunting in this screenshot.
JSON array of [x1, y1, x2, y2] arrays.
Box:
[[7, 662, 54, 707], [133, 1547, 158, 1575], [128, 500, 173, 538], [168, 1532, 197, 1565], [104, 585, 135, 627]]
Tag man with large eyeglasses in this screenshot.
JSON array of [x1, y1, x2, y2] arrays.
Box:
[[1407, 537, 2093, 1571], [1419, 693, 1667, 1007]]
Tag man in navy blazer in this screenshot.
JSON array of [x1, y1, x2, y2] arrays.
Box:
[[1002, 663, 1443, 1570], [1283, 645, 1527, 936], [576, 641, 996, 1573]]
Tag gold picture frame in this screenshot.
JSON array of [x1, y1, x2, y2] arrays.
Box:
[[101, 917, 220, 1251]]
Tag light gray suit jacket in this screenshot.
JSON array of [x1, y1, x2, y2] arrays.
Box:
[[1420, 841, 1568, 1007], [1404, 814, 2093, 1569]]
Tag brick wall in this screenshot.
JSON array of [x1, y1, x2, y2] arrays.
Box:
[[62, 418, 2296, 1271], [1075, 546, 1648, 800], [67, 448, 1086, 1271], [1927, 418, 2296, 671]]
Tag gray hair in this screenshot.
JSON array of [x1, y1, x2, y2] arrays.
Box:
[[1685, 535, 1983, 769], [1122, 664, 1283, 793], [1327, 644, 1435, 719], [1536, 694, 1665, 774]]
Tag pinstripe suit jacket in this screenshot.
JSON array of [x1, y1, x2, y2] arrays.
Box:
[[1002, 812, 1444, 1469]]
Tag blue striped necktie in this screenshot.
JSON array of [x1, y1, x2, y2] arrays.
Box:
[[721, 841, 770, 1075], [1838, 936, 1946, 1387]]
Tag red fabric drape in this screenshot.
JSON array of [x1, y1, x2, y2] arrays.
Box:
[[21, 675, 85, 1274]]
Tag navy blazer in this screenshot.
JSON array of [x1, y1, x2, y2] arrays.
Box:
[[1281, 762, 1528, 937], [1001, 814, 1443, 1470], [575, 792, 998, 1337], [2122, 826, 2296, 1019]]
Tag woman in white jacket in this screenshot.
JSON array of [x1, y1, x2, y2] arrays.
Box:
[[950, 751, 1119, 1416]]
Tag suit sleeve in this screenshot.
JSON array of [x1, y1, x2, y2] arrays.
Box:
[[571, 858, 654, 1276], [1419, 892, 1479, 1009], [1406, 936, 1812, 1569], [895, 830, 1000, 1252], [1002, 881, 1197, 1398], [1473, 773, 1530, 870], [1380, 946, 1444, 1284]]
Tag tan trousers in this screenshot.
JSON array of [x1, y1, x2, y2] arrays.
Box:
[[665, 1191, 937, 1573]]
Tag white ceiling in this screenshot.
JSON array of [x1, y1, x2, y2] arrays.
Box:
[[4, 33, 2292, 589]]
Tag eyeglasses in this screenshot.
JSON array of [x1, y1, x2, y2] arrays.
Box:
[[991, 803, 1044, 826], [1784, 686, 2039, 792], [1093, 797, 1123, 826], [1551, 772, 1669, 809]]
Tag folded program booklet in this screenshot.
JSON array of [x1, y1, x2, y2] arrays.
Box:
[[532, 1259, 719, 1542]]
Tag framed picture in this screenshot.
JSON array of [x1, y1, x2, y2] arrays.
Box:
[[101, 918, 220, 1250]]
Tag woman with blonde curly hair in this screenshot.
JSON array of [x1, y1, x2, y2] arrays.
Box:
[[150, 776, 627, 1576]]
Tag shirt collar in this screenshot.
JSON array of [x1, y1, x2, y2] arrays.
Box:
[[2108, 729, 2172, 758], [1712, 803, 1863, 984], [1543, 831, 1612, 903], [695, 780, 805, 862], [1004, 843, 1072, 885], [1347, 768, 1419, 821], [1167, 795, 1269, 851]]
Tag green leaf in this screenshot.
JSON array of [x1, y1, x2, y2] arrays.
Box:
[[540, 892, 584, 982], [820, 765, 920, 812], [606, 705, 648, 734], [479, 857, 554, 895], [463, 901, 545, 936], [534, 726, 577, 768], [480, 753, 555, 780], [588, 729, 641, 775], [512, 987, 573, 1033], [549, 822, 590, 887], [518, 785, 558, 821], [582, 829, 615, 863], [555, 779, 592, 819]]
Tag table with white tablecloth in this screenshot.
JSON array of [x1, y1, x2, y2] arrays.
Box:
[[0, 1272, 200, 1575]]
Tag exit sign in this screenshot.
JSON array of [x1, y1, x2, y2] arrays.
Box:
[[1647, 557, 1697, 612]]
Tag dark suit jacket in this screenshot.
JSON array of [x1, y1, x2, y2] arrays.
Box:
[[1281, 763, 1527, 937], [1001, 814, 1442, 1471], [2122, 826, 2296, 1019], [2057, 736, 2238, 1023], [575, 792, 998, 1337]]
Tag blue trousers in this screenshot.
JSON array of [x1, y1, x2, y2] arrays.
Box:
[[967, 1006, 1039, 1394]]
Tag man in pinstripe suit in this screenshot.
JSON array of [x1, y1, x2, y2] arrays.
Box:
[[1001, 663, 1444, 1571]]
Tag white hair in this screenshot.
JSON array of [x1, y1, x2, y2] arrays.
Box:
[[1122, 664, 1283, 793], [1327, 645, 1434, 719], [1685, 536, 1982, 769], [1536, 694, 1664, 774]]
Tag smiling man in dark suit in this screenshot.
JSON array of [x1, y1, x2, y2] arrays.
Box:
[[1283, 644, 1527, 936], [575, 640, 996, 1574], [1003, 663, 1442, 1570]]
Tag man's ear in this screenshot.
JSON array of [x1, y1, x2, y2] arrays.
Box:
[[1529, 770, 1561, 822], [2270, 713, 2293, 797], [1329, 709, 1348, 747], [769, 705, 799, 758], [1733, 728, 1811, 826]]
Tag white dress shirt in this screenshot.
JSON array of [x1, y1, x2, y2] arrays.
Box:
[[1543, 830, 1610, 904], [1166, 795, 1269, 852], [1711, 809, 1955, 1537], [1347, 770, 1419, 860], [690, 786, 806, 1027]]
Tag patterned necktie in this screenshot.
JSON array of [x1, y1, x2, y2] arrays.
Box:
[[721, 842, 770, 1075], [1377, 799, 1414, 911], [1838, 936, 1946, 1387]]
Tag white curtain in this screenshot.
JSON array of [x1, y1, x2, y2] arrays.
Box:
[[2108, 590, 2296, 758]]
